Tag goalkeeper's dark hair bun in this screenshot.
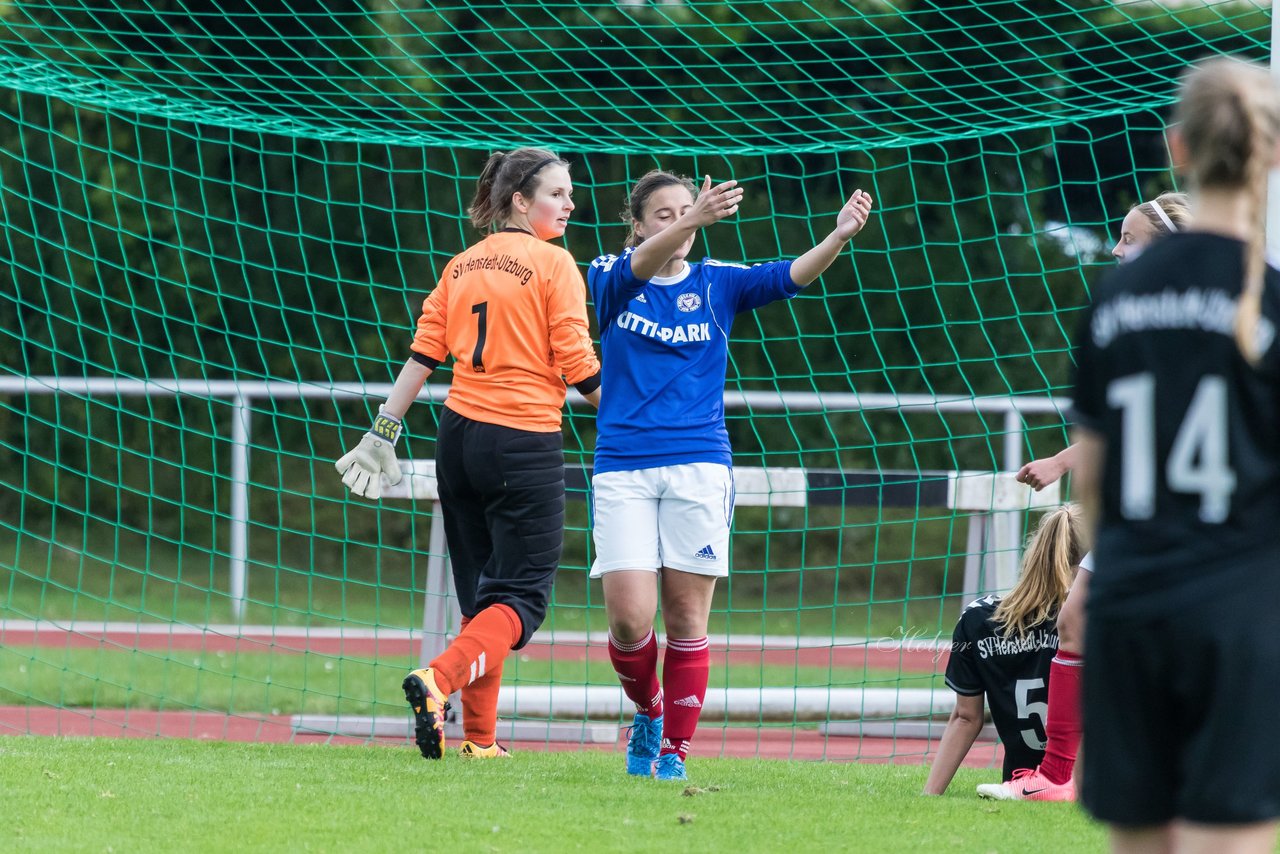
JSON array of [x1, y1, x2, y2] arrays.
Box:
[[469, 148, 568, 232]]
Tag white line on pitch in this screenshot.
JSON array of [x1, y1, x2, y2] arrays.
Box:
[[0, 619, 950, 651]]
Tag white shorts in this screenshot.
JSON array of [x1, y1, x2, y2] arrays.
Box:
[[589, 462, 733, 578], [1079, 551, 1094, 573]]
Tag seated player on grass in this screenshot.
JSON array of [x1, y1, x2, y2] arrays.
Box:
[[923, 504, 1086, 797]]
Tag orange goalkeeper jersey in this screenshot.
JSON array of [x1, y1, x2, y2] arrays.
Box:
[[410, 229, 601, 432]]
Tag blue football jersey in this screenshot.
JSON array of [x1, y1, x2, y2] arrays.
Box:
[[587, 248, 798, 473]]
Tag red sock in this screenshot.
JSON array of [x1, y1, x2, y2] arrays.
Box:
[[1039, 650, 1084, 785], [608, 630, 662, 719], [429, 604, 522, 696], [461, 666, 504, 746], [659, 636, 709, 760], [456, 615, 505, 746]]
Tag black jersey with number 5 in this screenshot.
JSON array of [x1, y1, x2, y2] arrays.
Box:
[[1071, 233, 1280, 616], [945, 596, 1059, 780]]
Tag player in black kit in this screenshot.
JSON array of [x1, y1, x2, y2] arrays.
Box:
[[923, 504, 1086, 796], [1071, 58, 1280, 853]]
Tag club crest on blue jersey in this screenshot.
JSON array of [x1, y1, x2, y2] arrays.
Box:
[[586, 248, 799, 475]]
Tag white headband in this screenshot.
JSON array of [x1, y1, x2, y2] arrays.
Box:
[[1147, 201, 1177, 234]]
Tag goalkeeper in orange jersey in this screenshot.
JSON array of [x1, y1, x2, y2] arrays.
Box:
[[336, 147, 601, 759]]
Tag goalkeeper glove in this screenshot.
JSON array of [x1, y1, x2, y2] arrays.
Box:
[[335, 409, 405, 500]]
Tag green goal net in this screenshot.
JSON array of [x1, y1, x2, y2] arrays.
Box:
[[0, 1, 1268, 763]]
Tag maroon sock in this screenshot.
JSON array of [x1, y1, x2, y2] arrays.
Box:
[[659, 636, 709, 760], [608, 630, 663, 719], [1039, 650, 1084, 785]]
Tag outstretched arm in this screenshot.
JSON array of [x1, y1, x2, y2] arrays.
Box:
[[629, 176, 745, 281], [1016, 442, 1082, 491], [1070, 429, 1105, 535], [923, 693, 986, 795], [789, 189, 874, 287]]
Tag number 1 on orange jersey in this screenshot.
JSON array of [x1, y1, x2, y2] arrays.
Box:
[[471, 301, 488, 373]]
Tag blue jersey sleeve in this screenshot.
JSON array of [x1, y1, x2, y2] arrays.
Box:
[[588, 250, 649, 329], [704, 258, 801, 314]]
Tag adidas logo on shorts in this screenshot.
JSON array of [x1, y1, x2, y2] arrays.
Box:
[[694, 544, 716, 561]]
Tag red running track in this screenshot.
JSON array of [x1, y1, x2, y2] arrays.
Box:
[[0, 706, 1001, 770], [3, 625, 973, 767]]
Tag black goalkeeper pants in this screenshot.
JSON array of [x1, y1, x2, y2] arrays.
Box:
[[434, 407, 565, 649]]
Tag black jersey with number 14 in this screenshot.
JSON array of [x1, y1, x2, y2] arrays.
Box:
[[1071, 232, 1280, 617], [945, 596, 1059, 780]]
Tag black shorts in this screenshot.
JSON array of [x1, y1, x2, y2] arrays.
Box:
[[1081, 589, 1280, 826], [434, 407, 565, 649]]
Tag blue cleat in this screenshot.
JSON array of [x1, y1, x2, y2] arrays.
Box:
[[654, 752, 687, 781], [624, 712, 662, 776]]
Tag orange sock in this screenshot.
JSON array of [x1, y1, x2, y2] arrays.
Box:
[[429, 603, 522, 696], [452, 615, 505, 745], [461, 664, 505, 745]]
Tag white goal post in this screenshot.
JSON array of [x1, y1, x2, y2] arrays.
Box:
[[0, 375, 1071, 622], [0, 375, 1069, 737]]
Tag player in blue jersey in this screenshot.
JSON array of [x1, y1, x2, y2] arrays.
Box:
[[587, 170, 874, 780], [1073, 59, 1280, 852]]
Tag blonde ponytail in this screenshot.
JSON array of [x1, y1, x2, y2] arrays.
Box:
[[1237, 96, 1268, 363], [1174, 59, 1280, 363], [992, 504, 1085, 639]]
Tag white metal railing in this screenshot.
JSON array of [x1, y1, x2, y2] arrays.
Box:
[[0, 376, 1072, 620]]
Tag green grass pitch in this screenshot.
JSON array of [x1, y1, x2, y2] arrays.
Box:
[[4, 735, 1106, 853]]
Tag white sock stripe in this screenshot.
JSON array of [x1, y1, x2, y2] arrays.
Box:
[[466, 652, 490, 687], [1051, 655, 1085, 667], [608, 629, 654, 654], [666, 636, 709, 651]]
